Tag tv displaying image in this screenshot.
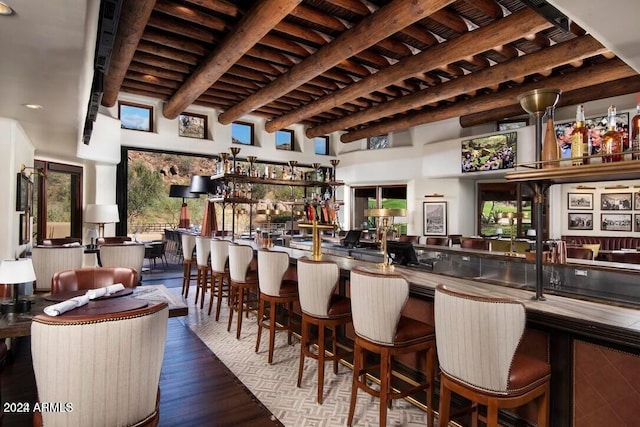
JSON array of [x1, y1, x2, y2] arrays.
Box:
[[461, 132, 517, 173]]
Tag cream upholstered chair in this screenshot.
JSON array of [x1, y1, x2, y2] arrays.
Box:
[[434, 284, 550, 427], [347, 267, 436, 427], [296, 257, 351, 404], [32, 246, 84, 292], [209, 239, 230, 319], [31, 303, 169, 427], [181, 233, 197, 297], [255, 249, 298, 364], [99, 243, 145, 283], [227, 243, 258, 339], [194, 236, 212, 309]]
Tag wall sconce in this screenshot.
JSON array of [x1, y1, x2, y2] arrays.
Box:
[[20, 164, 45, 178], [574, 185, 596, 190], [424, 194, 444, 198], [604, 185, 629, 190]]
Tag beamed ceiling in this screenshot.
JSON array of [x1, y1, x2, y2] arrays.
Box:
[[102, 0, 640, 143]]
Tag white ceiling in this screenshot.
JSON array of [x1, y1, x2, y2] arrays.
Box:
[[0, 0, 638, 149]]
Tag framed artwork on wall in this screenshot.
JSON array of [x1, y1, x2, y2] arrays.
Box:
[[600, 193, 632, 210], [178, 112, 207, 139], [461, 132, 516, 173], [423, 201, 447, 236], [635, 192, 640, 210], [555, 112, 629, 159], [496, 118, 528, 131], [567, 193, 593, 210], [19, 213, 29, 244], [601, 213, 632, 232], [118, 101, 153, 132], [16, 173, 30, 212], [568, 213, 593, 230], [636, 214, 640, 232]]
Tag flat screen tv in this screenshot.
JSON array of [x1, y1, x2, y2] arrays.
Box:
[[386, 240, 418, 266], [461, 132, 517, 173], [341, 230, 362, 248]]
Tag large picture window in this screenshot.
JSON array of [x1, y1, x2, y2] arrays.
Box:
[[352, 185, 407, 236], [477, 182, 537, 238]]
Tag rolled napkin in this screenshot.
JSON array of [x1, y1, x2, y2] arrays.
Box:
[[86, 283, 125, 300], [44, 294, 90, 316]]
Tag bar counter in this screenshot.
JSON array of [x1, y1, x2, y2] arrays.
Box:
[[244, 238, 640, 426]]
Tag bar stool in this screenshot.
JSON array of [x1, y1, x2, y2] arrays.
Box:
[[194, 236, 211, 309], [347, 267, 436, 427], [181, 234, 197, 298], [296, 257, 351, 404], [434, 284, 550, 427], [227, 243, 258, 339], [209, 239, 230, 319], [255, 249, 298, 364]]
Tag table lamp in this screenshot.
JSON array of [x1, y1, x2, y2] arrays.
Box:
[[169, 184, 199, 228], [86, 228, 99, 249], [0, 258, 36, 313], [85, 204, 120, 237], [365, 208, 407, 270]]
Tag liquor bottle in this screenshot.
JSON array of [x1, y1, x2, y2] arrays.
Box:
[[542, 106, 559, 168], [602, 105, 623, 162], [632, 96, 640, 160], [570, 104, 589, 165]]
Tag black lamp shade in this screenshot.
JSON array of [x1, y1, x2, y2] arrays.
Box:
[[169, 184, 199, 199], [189, 175, 213, 194]]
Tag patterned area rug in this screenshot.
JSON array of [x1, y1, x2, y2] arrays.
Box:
[[181, 286, 436, 427]]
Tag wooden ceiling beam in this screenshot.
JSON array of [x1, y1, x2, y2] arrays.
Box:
[[125, 71, 180, 89], [102, 0, 156, 107], [430, 9, 470, 34], [154, 0, 227, 32], [137, 40, 200, 65], [141, 28, 210, 56], [340, 59, 637, 142], [183, 0, 241, 18], [463, 0, 503, 19], [128, 62, 185, 82], [322, 0, 370, 16], [146, 14, 215, 44], [265, 8, 550, 132], [163, 0, 302, 119], [460, 76, 640, 127], [133, 52, 193, 74], [218, 0, 456, 125]]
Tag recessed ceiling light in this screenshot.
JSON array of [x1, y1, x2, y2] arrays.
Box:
[[23, 104, 43, 110], [0, 2, 14, 16]]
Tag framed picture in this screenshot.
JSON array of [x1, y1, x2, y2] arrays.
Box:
[[555, 112, 629, 158], [600, 193, 632, 210], [461, 132, 516, 173], [568, 213, 593, 230], [635, 192, 640, 210], [636, 214, 640, 232], [231, 121, 254, 145], [423, 201, 447, 236], [15, 173, 30, 212], [497, 118, 528, 131], [178, 112, 207, 139], [19, 213, 29, 245], [275, 129, 294, 151], [118, 101, 153, 132], [567, 193, 593, 210], [367, 134, 390, 150], [601, 213, 632, 232]]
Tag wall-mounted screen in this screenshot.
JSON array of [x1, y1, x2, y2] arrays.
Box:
[[461, 132, 517, 173]]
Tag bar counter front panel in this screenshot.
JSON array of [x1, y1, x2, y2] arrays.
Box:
[[257, 240, 640, 426]]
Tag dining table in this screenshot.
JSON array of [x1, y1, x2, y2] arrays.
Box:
[[0, 284, 187, 338]]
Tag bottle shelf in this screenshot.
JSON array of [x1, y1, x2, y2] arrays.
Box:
[[505, 159, 640, 184], [211, 172, 343, 187]]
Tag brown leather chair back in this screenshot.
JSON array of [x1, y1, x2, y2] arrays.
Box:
[[51, 267, 138, 293], [39, 237, 82, 246], [398, 235, 420, 244], [566, 246, 594, 260], [611, 252, 640, 264], [460, 238, 490, 250], [426, 237, 449, 246], [97, 236, 132, 245]]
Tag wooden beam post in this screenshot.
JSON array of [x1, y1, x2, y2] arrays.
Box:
[[217, 0, 456, 125], [162, 0, 302, 119], [102, 0, 157, 107], [265, 8, 551, 133]]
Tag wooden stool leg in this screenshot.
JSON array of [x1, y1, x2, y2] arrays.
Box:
[[318, 323, 326, 404], [255, 296, 264, 353], [426, 347, 435, 427], [194, 267, 202, 304], [215, 274, 225, 321], [487, 402, 499, 427], [227, 285, 236, 333], [331, 326, 339, 374], [199, 268, 208, 309], [286, 301, 293, 345], [236, 286, 244, 339], [268, 300, 276, 364], [297, 316, 307, 388], [537, 385, 550, 427], [347, 342, 362, 427], [379, 349, 389, 427], [207, 275, 216, 316]]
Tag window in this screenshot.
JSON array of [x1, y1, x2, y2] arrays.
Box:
[[352, 185, 407, 235], [367, 134, 390, 150], [314, 136, 329, 155], [232, 121, 254, 145], [477, 183, 538, 238], [118, 101, 153, 132], [275, 129, 294, 151]]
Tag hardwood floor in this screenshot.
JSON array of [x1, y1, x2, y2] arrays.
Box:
[[1, 317, 283, 427]]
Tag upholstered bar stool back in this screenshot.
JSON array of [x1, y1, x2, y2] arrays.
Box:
[[32, 246, 84, 292], [194, 236, 212, 309], [99, 243, 145, 284], [296, 257, 351, 404], [51, 267, 137, 293], [434, 284, 550, 427], [426, 237, 449, 246], [181, 233, 197, 297], [209, 239, 231, 319], [227, 244, 258, 339], [255, 250, 298, 363], [347, 267, 436, 427], [31, 303, 169, 427]]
